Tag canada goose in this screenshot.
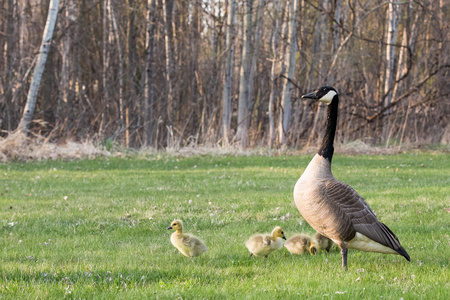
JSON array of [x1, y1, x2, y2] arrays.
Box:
[[284, 234, 318, 255], [294, 86, 410, 269], [314, 232, 334, 252], [167, 219, 207, 257], [245, 226, 286, 257]]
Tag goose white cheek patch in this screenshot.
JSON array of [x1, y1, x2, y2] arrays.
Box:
[[319, 90, 337, 105]]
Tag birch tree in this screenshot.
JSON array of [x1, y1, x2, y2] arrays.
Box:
[[383, 1, 400, 107], [17, 0, 59, 134], [236, 0, 253, 147], [268, 0, 285, 147], [278, 0, 299, 145], [222, 0, 236, 145]]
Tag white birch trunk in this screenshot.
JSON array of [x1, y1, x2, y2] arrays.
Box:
[[278, 0, 299, 145], [268, 0, 284, 148], [17, 0, 59, 134], [236, 0, 253, 147], [222, 0, 236, 146], [384, 1, 400, 107]]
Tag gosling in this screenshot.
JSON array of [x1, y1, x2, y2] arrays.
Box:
[[284, 234, 318, 255], [245, 226, 286, 257], [168, 219, 207, 257], [314, 232, 334, 252]]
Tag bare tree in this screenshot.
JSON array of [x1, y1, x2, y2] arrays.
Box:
[[278, 0, 300, 145], [247, 0, 265, 144], [57, 0, 74, 127], [144, 0, 157, 147], [17, 0, 59, 134], [268, 0, 286, 148], [1, 0, 448, 150], [383, 1, 401, 107], [162, 0, 175, 125], [236, 0, 253, 147], [222, 0, 236, 146]]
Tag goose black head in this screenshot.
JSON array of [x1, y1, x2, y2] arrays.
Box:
[[302, 86, 338, 105]]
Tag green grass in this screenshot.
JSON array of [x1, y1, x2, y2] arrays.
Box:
[[0, 153, 449, 299]]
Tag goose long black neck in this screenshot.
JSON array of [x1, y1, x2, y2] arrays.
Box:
[[318, 95, 339, 163]]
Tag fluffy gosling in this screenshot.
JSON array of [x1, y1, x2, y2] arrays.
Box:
[[284, 234, 318, 255], [245, 226, 286, 257], [168, 219, 207, 257], [314, 232, 334, 252]]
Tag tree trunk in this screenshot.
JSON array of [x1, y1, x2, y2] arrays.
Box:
[[57, 0, 73, 127], [100, 0, 112, 135], [236, 0, 253, 147], [268, 0, 285, 148], [247, 0, 265, 146], [162, 0, 174, 124], [17, 0, 59, 134], [222, 0, 236, 146], [383, 1, 400, 107], [4, 0, 15, 132], [278, 0, 299, 145], [144, 0, 156, 147], [110, 5, 124, 143]]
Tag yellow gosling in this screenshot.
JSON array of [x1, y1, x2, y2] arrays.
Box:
[[168, 219, 207, 257], [284, 234, 318, 255], [314, 232, 334, 252], [245, 226, 286, 257]]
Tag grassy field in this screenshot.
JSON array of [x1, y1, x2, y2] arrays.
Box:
[[0, 152, 449, 299]]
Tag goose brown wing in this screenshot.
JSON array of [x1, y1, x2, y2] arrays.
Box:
[[324, 179, 408, 257]]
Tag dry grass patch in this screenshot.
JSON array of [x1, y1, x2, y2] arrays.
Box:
[[0, 132, 109, 162], [1, 133, 448, 162]]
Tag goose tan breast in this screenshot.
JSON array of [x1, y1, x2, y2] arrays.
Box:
[[294, 158, 356, 241]]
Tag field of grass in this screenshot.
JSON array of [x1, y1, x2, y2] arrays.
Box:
[[0, 152, 449, 299]]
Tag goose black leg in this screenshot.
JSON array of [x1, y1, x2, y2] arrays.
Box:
[[341, 248, 348, 270]]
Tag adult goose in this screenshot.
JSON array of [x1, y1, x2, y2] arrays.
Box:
[[293, 86, 410, 269]]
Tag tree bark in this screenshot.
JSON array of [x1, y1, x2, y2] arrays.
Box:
[[278, 0, 299, 145], [268, 0, 285, 148], [110, 5, 124, 142], [57, 0, 73, 127], [144, 0, 156, 147], [247, 0, 265, 145], [17, 0, 59, 134], [236, 0, 253, 147], [162, 0, 174, 124], [222, 0, 236, 146], [383, 1, 400, 107], [4, 0, 15, 132]]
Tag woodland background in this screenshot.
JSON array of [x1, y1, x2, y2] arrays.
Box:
[[0, 0, 449, 150]]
